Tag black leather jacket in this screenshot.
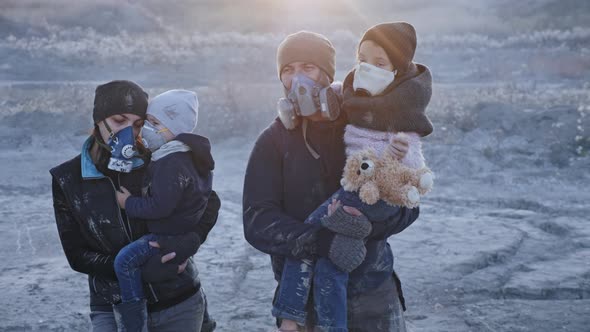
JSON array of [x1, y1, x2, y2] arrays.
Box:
[[50, 137, 219, 312]]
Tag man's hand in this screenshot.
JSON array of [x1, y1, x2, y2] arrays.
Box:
[[389, 136, 409, 160], [328, 199, 363, 217], [116, 186, 132, 209], [148, 241, 188, 274], [321, 206, 372, 239]]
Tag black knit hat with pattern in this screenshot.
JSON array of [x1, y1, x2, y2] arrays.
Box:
[[360, 22, 417, 73], [92, 80, 149, 124]]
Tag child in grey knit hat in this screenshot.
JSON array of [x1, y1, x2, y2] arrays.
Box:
[[112, 90, 217, 331]]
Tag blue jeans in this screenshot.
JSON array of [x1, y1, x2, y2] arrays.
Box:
[[90, 289, 206, 332], [272, 188, 397, 331], [114, 233, 160, 303]]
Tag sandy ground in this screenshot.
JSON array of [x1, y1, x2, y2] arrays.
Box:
[[1, 1, 589, 330], [0, 114, 589, 331]]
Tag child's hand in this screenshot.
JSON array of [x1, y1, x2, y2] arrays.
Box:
[[328, 199, 342, 216], [342, 206, 363, 216], [116, 186, 132, 209], [328, 199, 363, 217], [390, 136, 409, 160]]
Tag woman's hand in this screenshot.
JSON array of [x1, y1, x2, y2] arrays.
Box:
[[389, 136, 409, 160], [116, 186, 132, 209], [176, 259, 188, 274], [149, 241, 188, 274]]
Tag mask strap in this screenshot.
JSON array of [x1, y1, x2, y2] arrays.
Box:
[[156, 128, 170, 134], [103, 120, 115, 139], [95, 138, 113, 152], [302, 118, 320, 160], [94, 122, 114, 152]]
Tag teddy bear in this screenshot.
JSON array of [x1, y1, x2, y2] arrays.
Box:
[[340, 141, 434, 208]]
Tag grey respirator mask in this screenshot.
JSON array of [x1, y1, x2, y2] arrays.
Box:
[[277, 74, 341, 130], [141, 121, 169, 152]]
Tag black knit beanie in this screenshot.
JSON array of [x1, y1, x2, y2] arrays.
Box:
[[92, 80, 149, 124], [360, 22, 417, 73]]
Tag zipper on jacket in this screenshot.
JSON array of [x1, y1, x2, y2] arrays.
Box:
[[117, 173, 134, 240], [115, 174, 159, 303], [106, 176, 132, 243], [92, 276, 98, 294], [85, 162, 159, 303], [148, 283, 159, 302]]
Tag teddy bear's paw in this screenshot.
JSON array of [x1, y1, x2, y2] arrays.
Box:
[[359, 182, 380, 205], [418, 172, 434, 193], [407, 186, 420, 205], [340, 178, 350, 190]]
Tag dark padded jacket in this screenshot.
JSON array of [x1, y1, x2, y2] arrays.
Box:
[[343, 63, 434, 137], [125, 133, 214, 236], [50, 137, 219, 312], [243, 117, 419, 296]]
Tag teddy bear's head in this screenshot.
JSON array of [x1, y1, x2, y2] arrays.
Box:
[[341, 148, 379, 192]]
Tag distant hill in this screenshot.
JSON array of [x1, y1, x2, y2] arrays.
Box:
[[1, 0, 588, 37]]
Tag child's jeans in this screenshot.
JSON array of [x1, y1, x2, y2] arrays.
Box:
[[114, 233, 160, 303], [272, 188, 397, 331]]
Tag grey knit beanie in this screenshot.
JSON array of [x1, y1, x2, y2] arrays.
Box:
[[147, 89, 199, 136]]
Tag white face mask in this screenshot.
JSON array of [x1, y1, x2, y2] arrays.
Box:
[[141, 121, 169, 152], [353, 62, 397, 97]]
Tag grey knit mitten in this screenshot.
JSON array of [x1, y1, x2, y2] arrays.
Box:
[[328, 234, 367, 273], [321, 207, 372, 239]]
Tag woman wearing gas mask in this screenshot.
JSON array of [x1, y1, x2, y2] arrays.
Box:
[[50, 80, 219, 332], [243, 27, 428, 331]]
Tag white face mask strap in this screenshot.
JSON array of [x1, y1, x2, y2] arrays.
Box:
[[302, 118, 320, 160]]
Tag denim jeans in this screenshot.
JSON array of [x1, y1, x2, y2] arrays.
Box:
[[347, 275, 406, 332], [90, 289, 206, 332], [114, 233, 160, 303], [272, 188, 398, 331]]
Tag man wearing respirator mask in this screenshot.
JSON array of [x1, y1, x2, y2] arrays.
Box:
[[275, 31, 343, 159], [271, 22, 434, 331], [243, 30, 421, 331]]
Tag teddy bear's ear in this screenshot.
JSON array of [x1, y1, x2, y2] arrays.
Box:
[[359, 182, 380, 205], [346, 151, 364, 165], [365, 148, 379, 161], [357, 147, 377, 161]]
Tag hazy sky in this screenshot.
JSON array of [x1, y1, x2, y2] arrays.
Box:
[[2, 0, 586, 36]]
